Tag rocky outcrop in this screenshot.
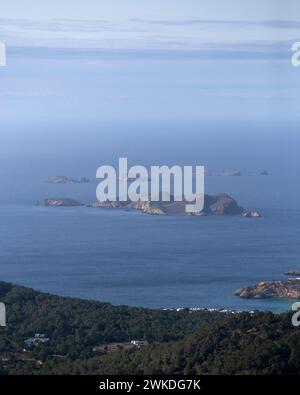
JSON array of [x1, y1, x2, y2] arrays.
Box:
[[46, 176, 90, 184], [284, 270, 300, 276], [260, 170, 268, 176], [131, 201, 166, 216], [235, 280, 300, 299], [89, 193, 245, 216], [242, 211, 261, 218], [43, 198, 82, 207], [79, 177, 90, 183], [205, 171, 241, 177], [205, 193, 243, 215], [88, 198, 166, 215]]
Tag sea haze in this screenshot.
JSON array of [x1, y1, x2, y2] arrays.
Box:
[[0, 120, 299, 312]]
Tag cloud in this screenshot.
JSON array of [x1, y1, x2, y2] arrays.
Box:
[[131, 18, 300, 29], [7, 39, 291, 66], [0, 17, 298, 58]]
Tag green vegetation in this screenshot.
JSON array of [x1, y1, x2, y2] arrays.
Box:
[[0, 281, 221, 374], [0, 281, 299, 375]]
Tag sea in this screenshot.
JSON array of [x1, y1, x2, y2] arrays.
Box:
[[0, 119, 299, 312]]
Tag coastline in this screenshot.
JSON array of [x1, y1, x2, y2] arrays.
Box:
[[0, 203, 298, 313], [0, 280, 296, 375]]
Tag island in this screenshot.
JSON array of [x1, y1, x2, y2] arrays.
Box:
[[242, 211, 261, 218], [260, 170, 269, 176], [46, 176, 90, 184], [284, 270, 300, 276], [205, 171, 241, 177], [43, 198, 82, 207], [39, 193, 261, 218], [235, 279, 300, 299], [88, 193, 247, 216]]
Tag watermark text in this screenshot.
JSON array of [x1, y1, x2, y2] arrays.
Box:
[[0, 42, 6, 66], [0, 303, 6, 327], [96, 158, 205, 214], [291, 42, 300, 67]]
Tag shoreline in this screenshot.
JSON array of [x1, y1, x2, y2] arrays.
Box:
[[0, 278, 294, 314], [0, 204, 297, 314]]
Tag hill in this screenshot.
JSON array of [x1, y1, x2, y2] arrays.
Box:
[[0, 281, 299, 375]]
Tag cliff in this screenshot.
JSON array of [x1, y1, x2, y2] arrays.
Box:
[[235, 279, 300, 299]]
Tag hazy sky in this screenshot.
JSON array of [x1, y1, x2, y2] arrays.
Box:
[[0, 0, 299, 122], [1, 0, 299, 21], [0, 1, 300, 48]]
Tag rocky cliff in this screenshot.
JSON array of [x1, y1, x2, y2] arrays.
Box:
[[235, 280, 300, 299]]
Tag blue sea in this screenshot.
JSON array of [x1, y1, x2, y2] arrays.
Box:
[[0, 119, 299, 312]]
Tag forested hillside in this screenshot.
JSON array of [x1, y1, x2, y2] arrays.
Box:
[[0, 281, 299, 375]]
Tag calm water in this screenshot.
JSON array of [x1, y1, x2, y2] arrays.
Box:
[[0, 120, 299, 312]]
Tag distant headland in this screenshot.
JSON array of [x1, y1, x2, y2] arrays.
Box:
[[235, 271, 300, 299]]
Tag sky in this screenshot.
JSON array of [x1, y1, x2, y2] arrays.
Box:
[[1, 0, 299, 21], [0, 0, 300, 48], [0, 0, 299, 122]]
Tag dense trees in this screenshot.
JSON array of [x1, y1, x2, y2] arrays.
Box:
[[0, 281, 221, 367], [1, 281, 299, 375], [37, 312, 300, 375]]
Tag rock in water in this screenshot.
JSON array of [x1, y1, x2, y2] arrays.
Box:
[[46, 176, 90, 184], [44, 198, 82, 207], [235, 280, 300, 299], [260, 170, 268, 176], [242, 211, 261, 218], [285, 270, 300, 276]]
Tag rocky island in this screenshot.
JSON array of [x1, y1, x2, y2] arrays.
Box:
[[46, 176, 90, 184], [260, 170, 268, 176], [40, 193, 261, 218], [205, 171, 241, 177], [284, 270, 300, 276], [89, 193, 260, 217], [235, 279, 300, 299], [43, 198, 82, 207], [242, 211, 261, 218]]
